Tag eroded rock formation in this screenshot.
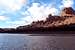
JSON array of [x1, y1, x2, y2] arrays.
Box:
[[1, 7, 75, 33]]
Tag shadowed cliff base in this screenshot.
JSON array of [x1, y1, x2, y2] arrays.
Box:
[[15, 23, 75, 33], [1, 23, 75, 34]]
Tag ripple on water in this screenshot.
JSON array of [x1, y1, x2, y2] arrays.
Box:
[[0, 34, 74, 50]]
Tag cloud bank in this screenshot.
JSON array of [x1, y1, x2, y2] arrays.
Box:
[[0, 0, 26, 11], [24, 3, 58, 21]]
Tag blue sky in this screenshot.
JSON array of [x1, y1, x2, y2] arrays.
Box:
[[0, 0, 74, 28]]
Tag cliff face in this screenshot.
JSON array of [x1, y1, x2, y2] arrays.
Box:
[[62, 7, 75, 14], [29, 7, 75, 28], [16, 7, 75, 32], [60, 7, 75, 16]]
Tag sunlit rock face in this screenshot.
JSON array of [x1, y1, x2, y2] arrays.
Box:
[[60, 7, 75, 25], [30, 7, 75, 28], [16, 7, 75, 32], [60, 7, 75, 16]]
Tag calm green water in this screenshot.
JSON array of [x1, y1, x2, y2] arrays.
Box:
[[0, 33, 75, 50]]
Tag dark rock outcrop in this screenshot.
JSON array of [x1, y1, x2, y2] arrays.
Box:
[[63, 7, 75, 14]]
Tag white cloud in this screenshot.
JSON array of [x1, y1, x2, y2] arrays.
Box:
[[0, 0, 26, 11], [6, 15, 34, 28], [21, 16, 33, 22], [24, 3, 58, 21], [6, 20, 31, 28], [2, 2, 59, 28], [62, 0, 74, 7], [1, 2, 60, 28], [0, 16, 8, 21]]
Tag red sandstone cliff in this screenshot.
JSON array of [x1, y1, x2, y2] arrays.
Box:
[[16, 7, 75, 32], [30, 7, 75, 28]]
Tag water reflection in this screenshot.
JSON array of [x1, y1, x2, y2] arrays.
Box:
[[0, 34, 75, 50]]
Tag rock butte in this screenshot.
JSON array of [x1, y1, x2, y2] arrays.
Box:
[[28, 7, 75, 28]]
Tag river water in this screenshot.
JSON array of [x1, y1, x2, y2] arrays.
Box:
[[0, 33, 75, 50]]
